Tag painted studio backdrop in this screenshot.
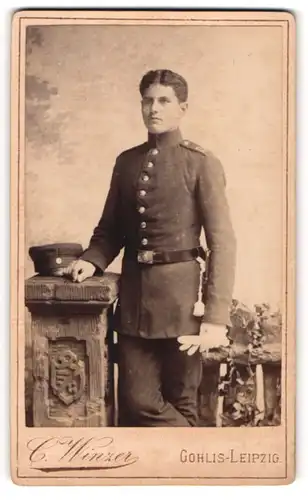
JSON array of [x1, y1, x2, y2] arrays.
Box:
[[25, 25, 283, 309]]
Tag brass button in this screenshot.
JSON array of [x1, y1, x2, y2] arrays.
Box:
[[143, 174, 149, 182], [140, 221, 147, 229], [139, 190, 146, 197], [151, 148, 159, 155], [147, 162, 154, 168], [138, 206, 145, 214], [55, 257, 62, 264], [141, 238, 148, 246]]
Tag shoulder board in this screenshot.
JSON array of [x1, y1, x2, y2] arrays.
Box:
[[180, 140, 206, 156]]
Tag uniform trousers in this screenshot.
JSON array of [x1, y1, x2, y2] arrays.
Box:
[[117, 333, 203, 427]]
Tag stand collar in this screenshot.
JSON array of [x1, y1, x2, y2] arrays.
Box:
[[147, 128, 182, 150]]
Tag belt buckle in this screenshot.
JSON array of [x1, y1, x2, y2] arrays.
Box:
[[137, 250, 154, 264]]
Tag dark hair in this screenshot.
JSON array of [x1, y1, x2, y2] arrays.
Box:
[[139, 69, 188, 103]]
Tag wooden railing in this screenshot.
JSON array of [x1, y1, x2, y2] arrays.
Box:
[[25, 274, 281, 427], [198, 301, 282, 427]]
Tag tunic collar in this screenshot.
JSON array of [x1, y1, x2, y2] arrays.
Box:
[[147, 128, 182, 150]]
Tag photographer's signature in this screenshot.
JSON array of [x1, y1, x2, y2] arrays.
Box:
[[27, 436, 139, 472]]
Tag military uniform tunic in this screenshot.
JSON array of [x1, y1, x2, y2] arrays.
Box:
[[82, 128, 236, 338]]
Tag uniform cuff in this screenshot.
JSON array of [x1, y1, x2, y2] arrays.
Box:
[[81, 247, 107, 273], [202, 307, 232, 327]]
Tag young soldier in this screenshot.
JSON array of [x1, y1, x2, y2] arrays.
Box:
[[66, 69, 236, 426]]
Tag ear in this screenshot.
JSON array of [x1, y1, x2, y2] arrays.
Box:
[[180, 101, 188, 114]]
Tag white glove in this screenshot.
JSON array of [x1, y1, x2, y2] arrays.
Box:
[[178, 323, 229, 356]]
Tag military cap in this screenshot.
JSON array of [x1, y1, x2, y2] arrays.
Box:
[[29, 243, 83, 276]]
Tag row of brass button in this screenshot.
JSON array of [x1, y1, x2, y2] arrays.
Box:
[[137, 148, 159, 247]]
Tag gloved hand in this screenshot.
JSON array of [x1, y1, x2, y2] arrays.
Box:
[[63, 259, 96, 283], [178, 323, 229, 356]]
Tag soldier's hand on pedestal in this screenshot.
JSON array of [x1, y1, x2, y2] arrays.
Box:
[[64, 259, 96, 283], [178, 323, 229, 356]]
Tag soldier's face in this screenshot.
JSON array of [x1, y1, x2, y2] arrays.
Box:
[[141, 84, 187, 134]]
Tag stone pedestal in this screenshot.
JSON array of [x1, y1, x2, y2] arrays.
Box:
[[25, 273, 119, 427]]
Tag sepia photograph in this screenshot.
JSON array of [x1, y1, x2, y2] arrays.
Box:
[[11, 10, 295, 485]]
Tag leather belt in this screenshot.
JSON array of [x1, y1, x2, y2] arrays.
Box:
[[126, 246, 207, 265]]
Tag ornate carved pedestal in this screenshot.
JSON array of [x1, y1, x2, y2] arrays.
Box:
[[25, 273, 119, 427]]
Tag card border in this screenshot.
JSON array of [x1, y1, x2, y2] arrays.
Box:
[[10, 10, 296, 485]]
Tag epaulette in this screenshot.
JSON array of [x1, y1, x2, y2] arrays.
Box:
[[180, 140, 206, 156]]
